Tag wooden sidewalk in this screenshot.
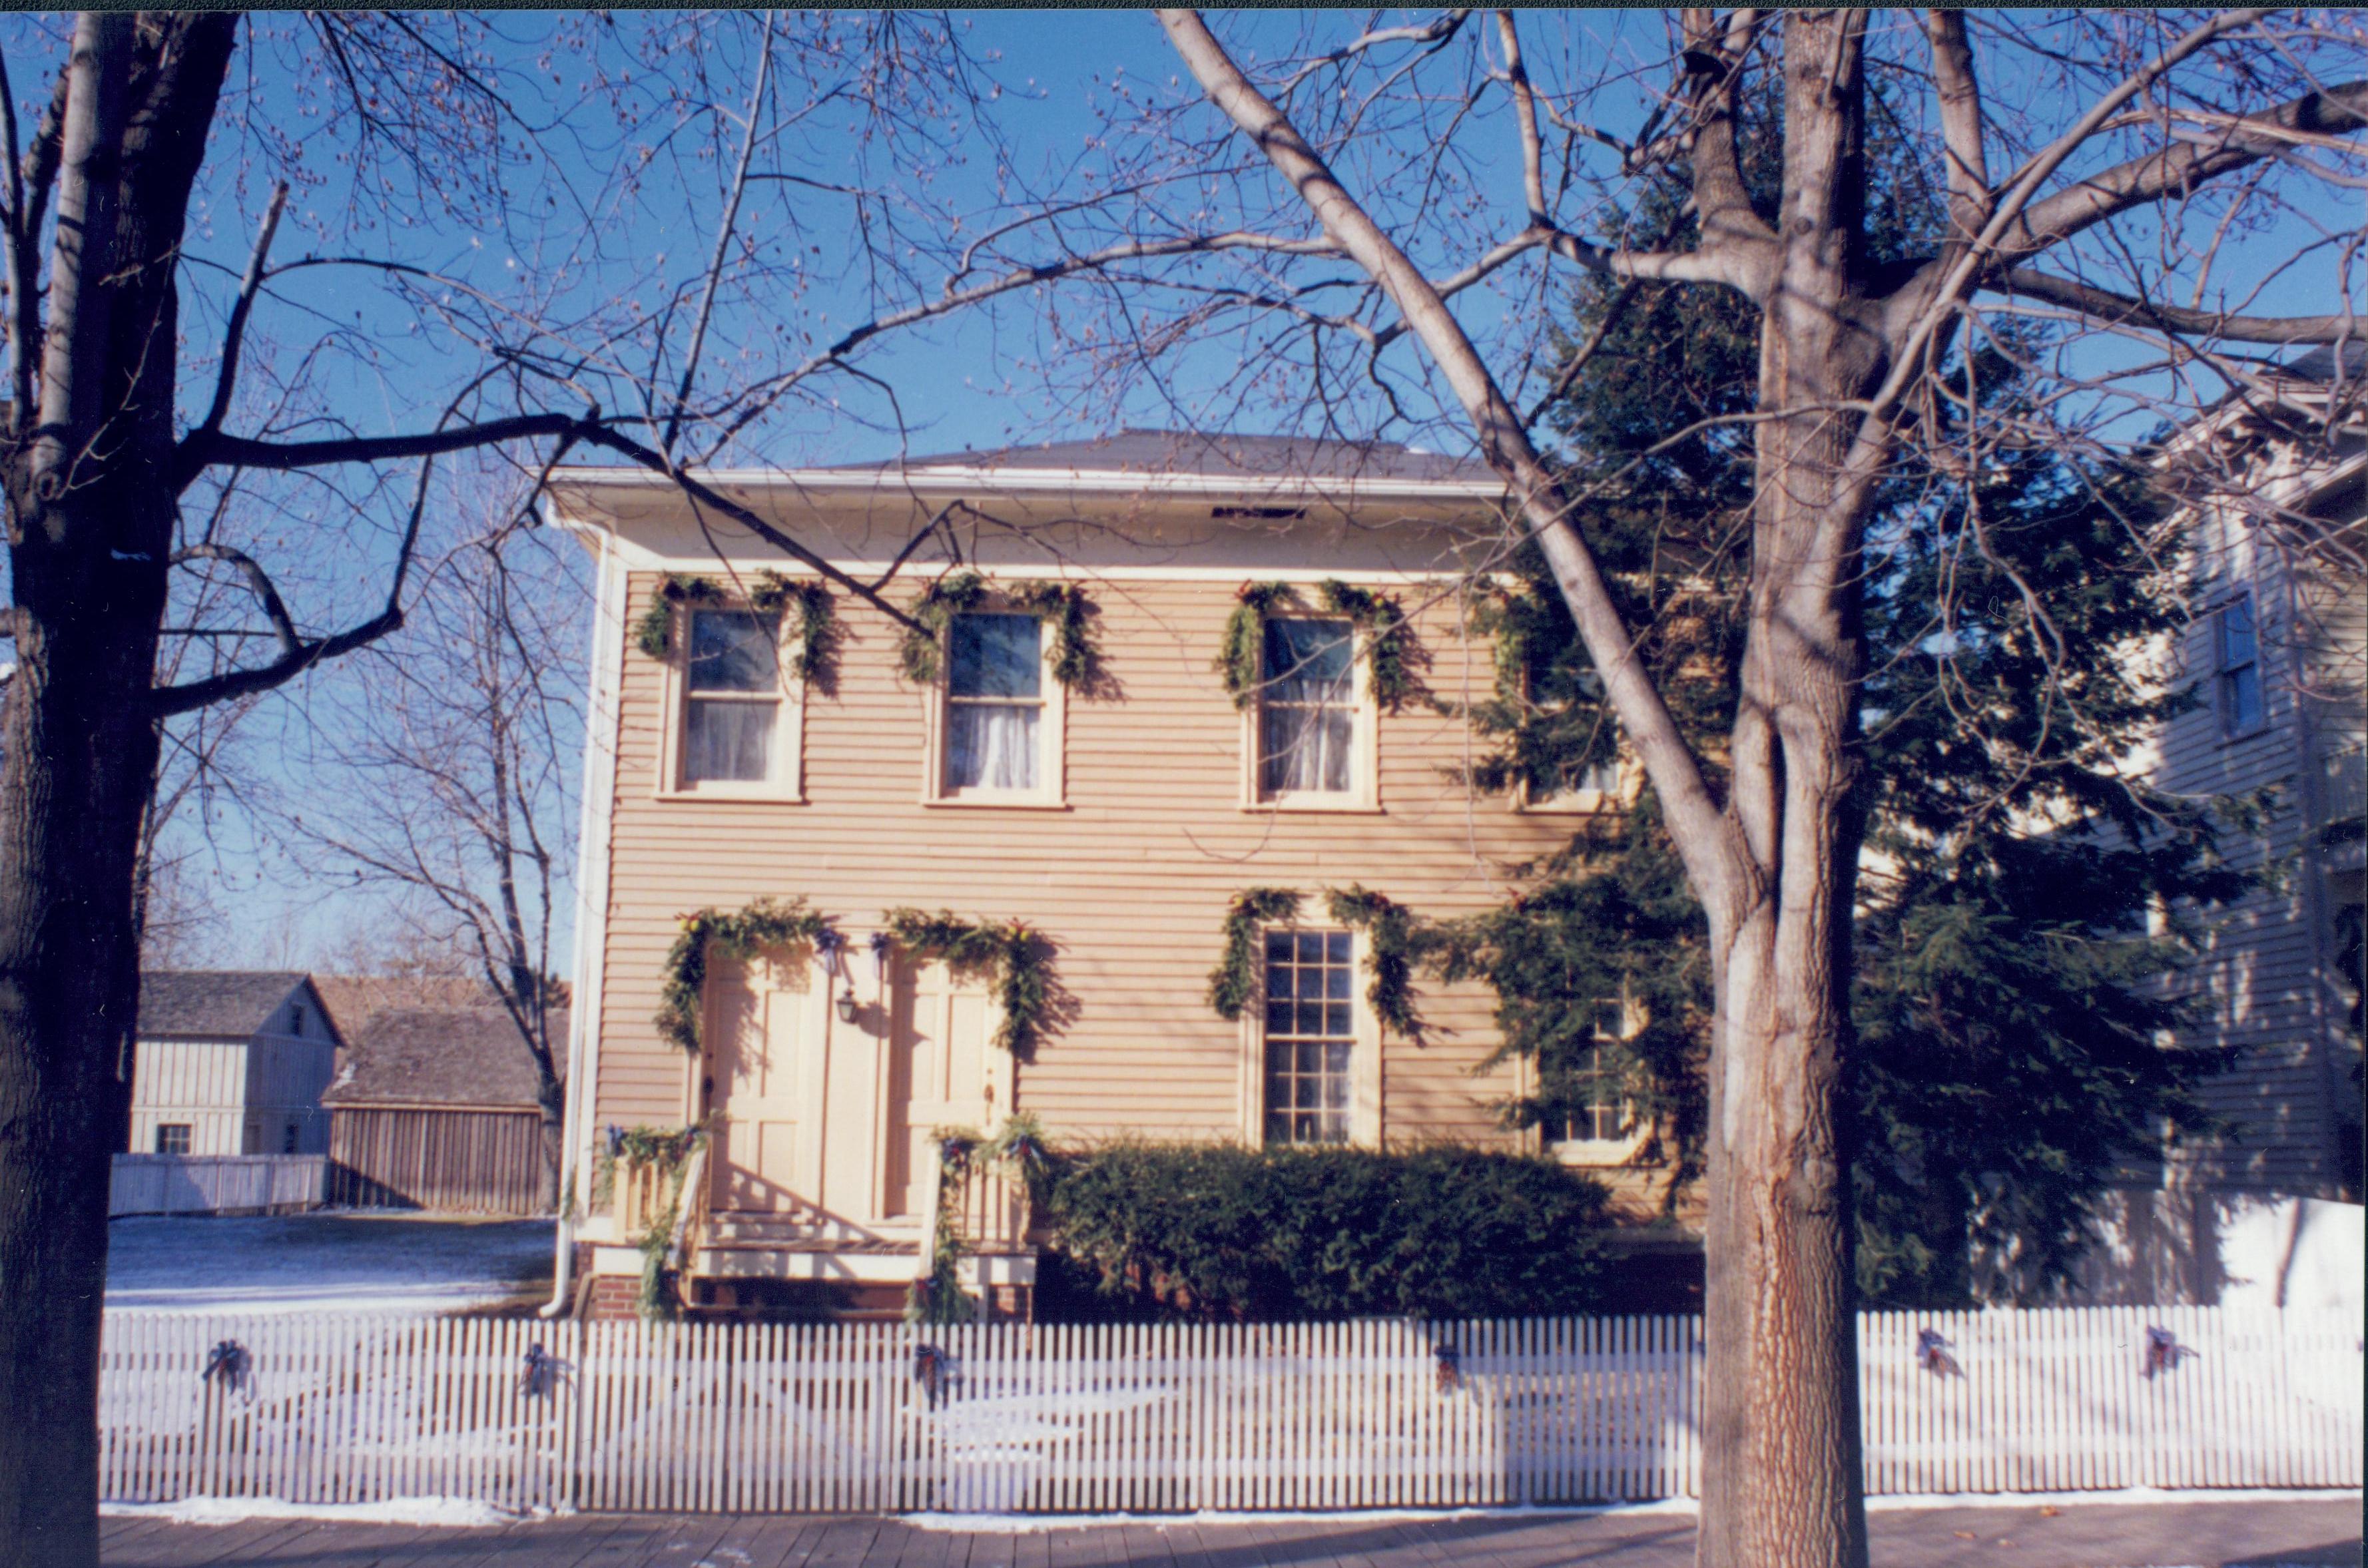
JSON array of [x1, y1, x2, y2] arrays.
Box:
[[97, 1497, 2365, 1568]]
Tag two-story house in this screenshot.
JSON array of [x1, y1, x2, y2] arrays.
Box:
[[547, 432, 1665, 1318], [128, 970, 343, 1157], [2092, 347, 2365, 1306]]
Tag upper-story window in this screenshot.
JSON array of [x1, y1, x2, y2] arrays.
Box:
[[2214, 593, 2264, 738], [154, 1124, 190, 1156], [933, 611, 1063, 804], [1256, 618, 1370, 806], [674, 606, 794, 793]]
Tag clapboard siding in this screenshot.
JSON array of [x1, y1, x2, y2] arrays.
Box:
[[2151, 469, 2365, 1198], [330, 1105, 549, 1215], [592, 572, 1580, 1153]]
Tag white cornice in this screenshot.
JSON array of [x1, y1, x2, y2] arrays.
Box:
[[545, 463, 1508, 505]]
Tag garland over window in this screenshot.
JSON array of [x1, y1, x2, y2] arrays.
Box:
[[882, 907, 1057, 1057], [1207, 888, 1304, 1020], [1215, 580, 1430, 713], [898, 570, 1103, 691], [635, 571, 842, 691], [1206, 884, 1435, 1040], [655, 898, 836, 1055]]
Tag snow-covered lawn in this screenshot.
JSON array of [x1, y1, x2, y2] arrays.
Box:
[[105, 1212, 554, 1315]]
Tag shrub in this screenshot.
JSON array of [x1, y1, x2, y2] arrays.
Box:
[[1030, 1141, 1611, 1322]]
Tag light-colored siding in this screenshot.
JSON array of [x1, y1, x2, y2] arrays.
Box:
[[127, 1038, 248, 1157], [244, 1032, 336, 1155], [591, 571, 1587, 1161], [2153, 459, 2365, 1199]]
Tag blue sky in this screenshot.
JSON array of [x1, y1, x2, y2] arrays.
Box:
[[2, 9, 2352, 976]]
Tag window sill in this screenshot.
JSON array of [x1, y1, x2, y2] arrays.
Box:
[[1243, 796, 1383, 816], [1546, 1140, 1647, 1168], [654, 786, 806, 804], [921, 794, 1072, 812], [1518, 792, 1622, 816]]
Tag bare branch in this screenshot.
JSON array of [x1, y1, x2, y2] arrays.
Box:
[[190, 180, 288, 445], [1997, 266, 2363, 345], [661, 12, 772, 458], [1494, 12, 1547, 225], [1923, 11, 1991, 242], [1157, 6, 1743, 908], [169, 543, 300, 658]]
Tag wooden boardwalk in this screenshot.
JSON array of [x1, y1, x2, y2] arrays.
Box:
[[97, 1497, 2364, 1568]]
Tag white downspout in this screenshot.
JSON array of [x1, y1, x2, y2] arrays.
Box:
[[543, 517, 625, 1318]]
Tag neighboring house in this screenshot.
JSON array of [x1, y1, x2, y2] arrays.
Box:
[[322, 1002, 565, 1216], [2092, 346, 2366, 1305], [129, 971, 342, 1157], [549, 431, 1674, 1318]]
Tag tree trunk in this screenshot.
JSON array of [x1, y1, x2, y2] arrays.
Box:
[[0, 17, 237, 1565], [1696, 18, 1877, 1567]]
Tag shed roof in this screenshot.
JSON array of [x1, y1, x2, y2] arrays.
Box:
[[137, 971, 322, 1041], [322, 1004, 563, 1111]]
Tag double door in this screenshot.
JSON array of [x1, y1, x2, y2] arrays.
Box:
[[703, 943, 1006, 1235]]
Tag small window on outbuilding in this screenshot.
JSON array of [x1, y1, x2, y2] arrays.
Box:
[[155, 1124, 190, 1156]]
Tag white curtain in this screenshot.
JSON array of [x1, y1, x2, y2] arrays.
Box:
[[1259, 702, 1352, 794], [686, 698, 776, 782], [948, 702, 1039, 791]]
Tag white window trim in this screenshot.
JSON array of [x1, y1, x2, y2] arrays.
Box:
[[1237, 917, 1383, 1149], [2210, 591, 2268, 744], [1516, 754, 1635, 816], [920, 609, 1068, 810], [1527, 995, 1649, 1167], [1241, 618, 1382, 814], [655, 598, 805, 802]]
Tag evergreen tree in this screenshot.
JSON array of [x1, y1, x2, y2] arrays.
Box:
[[1441, 139, 2245, 1306]]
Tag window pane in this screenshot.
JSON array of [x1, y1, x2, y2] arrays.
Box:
[[1259, 702, 1317, 794], [1325, 931, 1351, 965], [946, 701, 1040, 790], [1325, 965, 1350, 999], [2223, 666, 2263, 734], [950, 614, 1043, 698], [685, 698, 776, 782], [1266, 1001, 1292, 1034], [688, 610, 780, 693], [1265, 931, 1293, 965], [2218, 596, 2257, 666], [1263, 618, 1352, 702]]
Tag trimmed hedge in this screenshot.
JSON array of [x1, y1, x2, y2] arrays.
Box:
[[1030, 1142, 1612, 1322]]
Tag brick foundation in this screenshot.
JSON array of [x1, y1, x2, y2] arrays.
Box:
[[586, 1274, 642, 1320]]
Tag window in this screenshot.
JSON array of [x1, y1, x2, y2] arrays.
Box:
[[282, 1123, 300, 1155], [1261, 929, 1356, 1145], [2214, 594, 2263, 738], [1544, 998, 1639, 1162], [678, 607, 788, 789], [154, 1124, 190, 1156], [944, 614, 1047, 796], [1257, 618, 1361, 802], [289, 1001, 306, 1036]]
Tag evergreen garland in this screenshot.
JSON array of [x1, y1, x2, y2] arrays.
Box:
[[898, 571, 1103, 691], [633, 574, 724, 660], [1215, 582, 1295, 708], [655, 898, 836, 1055], [589, 1122, 711, 1320], [1213, 580, 1431, 712], [1325, 886, 1436, 1041], [882, 908, 1057, 1057], [906, 1131, 983, 1326], [1207, 888, 1304, 1020], [634, 571, 842, 692]]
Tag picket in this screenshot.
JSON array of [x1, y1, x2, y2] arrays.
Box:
[[93, 1304, 2359, 1512]]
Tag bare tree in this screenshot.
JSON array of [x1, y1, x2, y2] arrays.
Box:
[[1117, 13, 2363, 1567], [0, 13, 1080, 1560], [285, 476, 583, 1210]]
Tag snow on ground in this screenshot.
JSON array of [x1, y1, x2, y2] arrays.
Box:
[[105, 1212, 554, 1314]]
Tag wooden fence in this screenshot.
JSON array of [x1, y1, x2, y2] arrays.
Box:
[[109, 1155, 328, 1218], [97, 1305, 2359, 1513], [328, 1107, 549, 1216]]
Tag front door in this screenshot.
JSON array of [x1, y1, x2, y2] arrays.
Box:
[[705, 942, 1004, 1235], [706, 951, 812, 1216]]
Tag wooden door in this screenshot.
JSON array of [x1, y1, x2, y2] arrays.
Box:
[[882, 956, 998, 1220], [707, 953, 812, 1214]]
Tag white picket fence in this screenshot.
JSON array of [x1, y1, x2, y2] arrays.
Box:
[[99, 1305, 2360, 1513], [109, 1154, 329, 1217]]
